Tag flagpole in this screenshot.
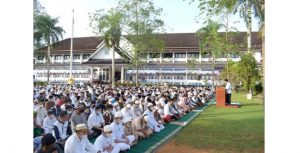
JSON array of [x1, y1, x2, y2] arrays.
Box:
[[68, 8, 74, 85]]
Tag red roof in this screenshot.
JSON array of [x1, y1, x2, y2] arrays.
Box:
[[36, 32, 261, 55]]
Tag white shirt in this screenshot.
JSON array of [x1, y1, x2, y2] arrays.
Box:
[[225, 82, 232, 94], [164, 103, 176, 116], [143, 109, 159, 128], [43, 116, 57, 133], [87, 112, 105, 130], [93, 135, 116, 152], [121, 108, 137, 120], [159, 98, 165, 107], [35, 107, 47, 125], [110, 122, 125, 140], [64, 133, 97, 153]]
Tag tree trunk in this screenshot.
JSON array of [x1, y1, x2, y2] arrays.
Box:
[[47, 42, 50, 84], [111, 47, 115, 88], [135, 62, 139, 86], [247, 1, 252, 53], [262, 26, 265, 106], [212, 53, 215, 88]]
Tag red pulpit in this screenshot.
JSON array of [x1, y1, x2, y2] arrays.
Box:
[[216, 87, 226, 107], [216, 87, 240, 108]]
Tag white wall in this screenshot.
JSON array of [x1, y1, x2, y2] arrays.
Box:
[[92, 47, 122, 59]]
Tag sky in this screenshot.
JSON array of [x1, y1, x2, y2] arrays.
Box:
[[40, 0, 259, 39]]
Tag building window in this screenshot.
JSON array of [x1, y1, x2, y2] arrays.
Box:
[[64, 55, 70, 60], [55, 55, 62, 60], [37, 56, 44, 60], [149, 53, 160, 58], [163, 53, 173, 58], [202, 52, 211, 58], [73, 55, 80, 59], [83, 54, 90, 59], [187, 52, 199, 58], [174, 53, 186, 58]]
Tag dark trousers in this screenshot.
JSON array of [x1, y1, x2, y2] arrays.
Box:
[[225, 93, 231, 104]]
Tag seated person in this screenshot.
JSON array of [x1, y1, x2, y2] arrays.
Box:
[[103, 104, 114, 125], [87, 104, 105, 136], [94, 125, 120, 153], [35, 133, 61, 153], [53, 111, 72, 149], [43, 110, 57, 134], [110, 111, 135, 151], [143, 103, 164, 132], [123, 118, 138, 145], [64, 124, 97, 153], [121, 104, 137, 120], [131, 115, 153, 140], [164, 99, 180, 120]]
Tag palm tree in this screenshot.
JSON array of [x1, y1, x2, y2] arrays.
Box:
[[34, 14, 64, 84], [197, 20, 224, 88], [95, 10, 122, 88]]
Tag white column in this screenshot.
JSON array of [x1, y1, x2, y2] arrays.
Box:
[[172, 52, 175, 63], [147, 53, 149, 63], [101, 68, 104, 81], [80, 54, 83, 64], [185, 67, 188, 85], [90, 68, 93, 80], [121, 65, 124, 83], [160, 53, 162, 63], [97, 68, 100, 80], [186, 52, 188, 63], [108, 67, 111, 83], [199, 52, 201, 63]]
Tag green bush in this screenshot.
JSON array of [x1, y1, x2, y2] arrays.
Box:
[[34, 81, 48, 86]]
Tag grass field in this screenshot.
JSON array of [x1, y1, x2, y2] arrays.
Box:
[[157, 92, 264, 153]]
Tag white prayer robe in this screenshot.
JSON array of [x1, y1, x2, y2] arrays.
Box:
[[64, 133, 97, 153]]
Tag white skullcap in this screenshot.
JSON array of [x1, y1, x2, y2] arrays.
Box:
[[134, 100, 140, 105], [114, 111, 123, 118], [104, 125, 112, 132], [147, 103, 153, 107], [126, 104, 132, 108]]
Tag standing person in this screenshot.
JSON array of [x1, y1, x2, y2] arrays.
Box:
[[225, 79, 232, 105], [93, 125, 120, 153]]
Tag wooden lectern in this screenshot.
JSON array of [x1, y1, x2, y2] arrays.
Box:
[[216, 87, 226, 107], [216, 87, 240, 108]]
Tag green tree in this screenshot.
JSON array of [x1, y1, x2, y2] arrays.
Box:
[[34, 14, 64, 84], [220, 60, 241, 90], [118, 0, 165, 86], [238, 53, 260, 95], [197, 19, 225, 88], [89, 9, 123, 88]]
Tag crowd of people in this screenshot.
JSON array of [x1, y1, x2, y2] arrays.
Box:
[[33, 83, 214, 153]]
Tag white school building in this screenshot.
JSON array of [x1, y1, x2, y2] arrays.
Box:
[[33, 32, 262, 85]]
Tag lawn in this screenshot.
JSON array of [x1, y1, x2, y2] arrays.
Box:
[[157, 92, 264, 153]]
